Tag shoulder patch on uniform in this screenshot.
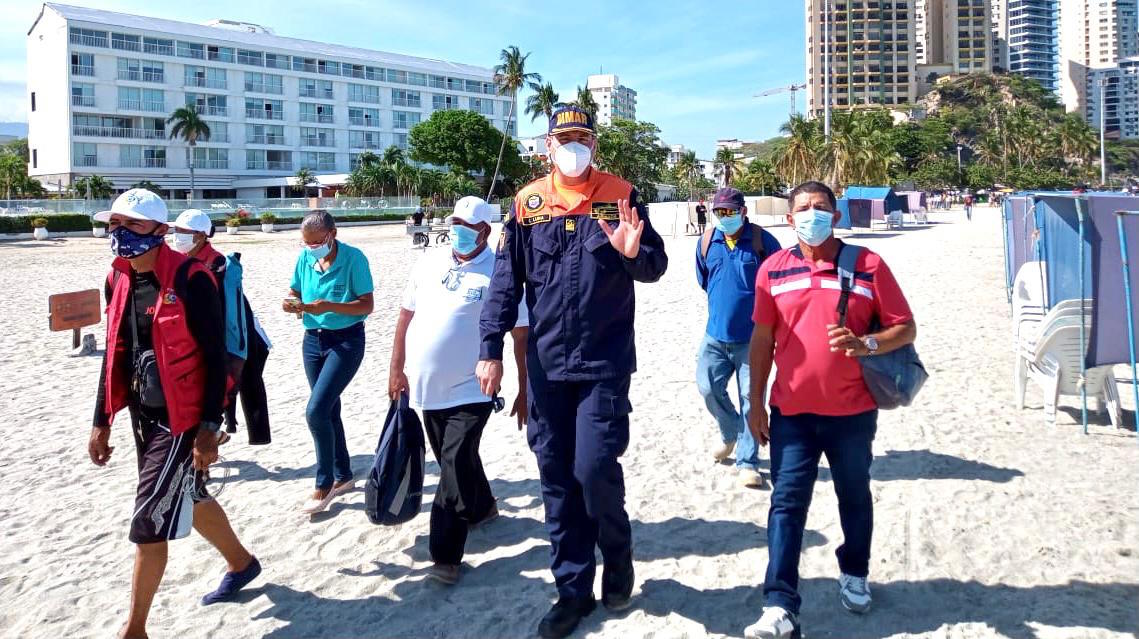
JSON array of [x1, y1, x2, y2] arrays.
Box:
[[524, 193, 544, 213], [590, 201, 620, 221]]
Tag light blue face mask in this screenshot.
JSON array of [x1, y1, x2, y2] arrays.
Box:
[[306, 240, 332, 261], [713, 211, 744, 235], [793, 208, 835, 246], [451, 224, 481, 255]]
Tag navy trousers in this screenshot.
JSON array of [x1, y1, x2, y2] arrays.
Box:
[[527, 372, 633, 600]]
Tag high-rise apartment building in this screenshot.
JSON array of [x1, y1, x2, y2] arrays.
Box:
[[915, 0, 993, 93], [26, 3, 511, 198], [1058, 0, 1139, 115], [586, 74, 637, 126], [1087, 56, 1139, 139], [999, 0, 1060, 92], [805, 0, 919, 118]]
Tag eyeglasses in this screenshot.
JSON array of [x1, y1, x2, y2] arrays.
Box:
[[713, 208, 739, 218], [301, 232, 331, 249]]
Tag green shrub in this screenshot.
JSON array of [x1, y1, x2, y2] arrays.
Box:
[[259, 212, 278, 223], [31, 217, 49, 228], [0, 214, 93, 233]]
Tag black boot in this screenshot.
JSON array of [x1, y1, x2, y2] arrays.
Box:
[[602, 560, 635, 611], [538, 596, 596, 639]]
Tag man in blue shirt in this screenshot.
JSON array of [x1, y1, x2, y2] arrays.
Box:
[[695, 187, 781, 488]]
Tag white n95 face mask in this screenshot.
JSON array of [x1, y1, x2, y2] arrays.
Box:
[[171, 232, 196, 253], [552, 141, 593, 177]]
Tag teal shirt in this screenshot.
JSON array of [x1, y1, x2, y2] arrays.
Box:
[[290, 240, 374, 330]]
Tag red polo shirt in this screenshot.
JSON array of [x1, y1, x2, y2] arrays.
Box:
[[753, 243, 913, 416]]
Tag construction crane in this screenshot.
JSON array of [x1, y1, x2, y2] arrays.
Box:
[[754, 83, 807, 118]]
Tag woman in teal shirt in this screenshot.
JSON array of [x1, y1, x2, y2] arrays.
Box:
[[284, 210, 374, 514]]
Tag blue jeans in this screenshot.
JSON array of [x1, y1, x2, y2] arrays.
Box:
[[302, 323, 365, 490], [695, 334, 758, 470], [764, 407, 877, 615]]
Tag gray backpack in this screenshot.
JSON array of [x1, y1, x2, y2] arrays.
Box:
[[836, 243, 928, 409]]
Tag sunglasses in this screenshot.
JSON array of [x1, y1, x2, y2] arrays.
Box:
[[713, 208, 740, 217]]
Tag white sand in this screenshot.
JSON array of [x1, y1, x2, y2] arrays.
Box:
[[1, 207, 1137, 639]]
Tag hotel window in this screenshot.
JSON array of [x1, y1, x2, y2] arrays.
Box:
[[71, 83, 95, 107], [71, 52, 94, 76], [392, 111, 420, 129], [69, 27, 108, 48], [245, 72, 283, 94], [300, 127, 335, 147], [299, 151, 336, 171], [143, 37, 174, 56], [73, 142, 98, 167], [392, 89, 421, 108], [393, 133, 408, 150], [185, 66, 227, 90], [293, 57, 318, 73], [206, 45, 234, 63], [365, 66, 383, 81], [111, 33, 141, 52], [465, 79, 482, 93], [469, 97, 494, 115], [187, 93, 228, 117], [349, 130, 381, 149], [299, 79, 334, 100], [204, 121, 228, 142], [118, 86, 142, 110], [429, 75, 446, 89], [246, 123, 286, 145], [299, 102, 334, 123], [237, 49, 264, 66], [318, 60, 340, 76], [408, 72, 427, 86], [348, 107, 380, 127], [348, 83, 381, 104], [193, 147, 228, 169], [142, 89, 164, 112], [245, 98, 283, 120], [265, 53, 289, 70], [177, 41, 204, 59], [432, 94, 460, 110], [386, 69, 408, 84], [342, 63, 366, 79]]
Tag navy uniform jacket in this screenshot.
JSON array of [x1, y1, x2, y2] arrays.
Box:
[[479, 170, 668, 381]]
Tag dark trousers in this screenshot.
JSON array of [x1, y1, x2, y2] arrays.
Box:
[[764, 407, 877, 615], [302, 323, 365, 490], [528, 372, 633, 599], [422, 401, 496, 565]]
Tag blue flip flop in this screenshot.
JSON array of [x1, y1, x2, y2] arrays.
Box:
[[201, 556, 262, 605]]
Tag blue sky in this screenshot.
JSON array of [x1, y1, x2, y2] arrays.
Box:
[[0, 0, 806, 158]]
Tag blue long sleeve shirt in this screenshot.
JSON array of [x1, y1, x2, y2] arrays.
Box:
[[695, 222, 781, 344]]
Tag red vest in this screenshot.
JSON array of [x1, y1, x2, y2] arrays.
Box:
[[194, 242, 226, 287], [104, 243, 212, 435]]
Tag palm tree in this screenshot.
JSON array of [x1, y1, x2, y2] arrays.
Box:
[[131, 180, 163, 195], [776, 114, 822, 187], [525, 82, 561, 122], [714, 147, 747, 187], [356, 150, 380, 169], [487, 46, 541, 200], [674, 150, 700, 200], [167, 106, 210, 202], [73, 174, 115, 200], [573, 86, 599, 120], [293, 167, 318, 197]]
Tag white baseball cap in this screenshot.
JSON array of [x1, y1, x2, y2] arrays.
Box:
[[93, 188, 169, 224], [173, 208, 213, 234], [449, 196, 493, 226]]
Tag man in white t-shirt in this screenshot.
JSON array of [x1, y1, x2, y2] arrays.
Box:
[[388, 195, 528, 586]]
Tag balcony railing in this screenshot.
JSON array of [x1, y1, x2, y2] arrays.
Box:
[[246, 108, 283, 120], [186, 77, 227, 90], [244, 83, 283, 95], [121, 158, 167, 168], [300, 114, 334, 124], [192, 159, 228, 169], [70, 34, 107, 47], [202, 130, 229, 143], [73, 126, 166, 140], [72, 65, 95, 77], [350, 138, 381, 149], [349, 93, 381, 104], [247, 160, 292, 170], [349, 116, 380, 127], [246, 133, 286, 145], [190, 105, 228, 117], [76, 156, 98, 167], [111, 40, 141, 52], [299, 162, 337, 172], [118, 99, 142, 110], [142, 101, 165, 113], [393, 99, 420, 108], [71, 95, 95, 107], [301, 135, 334, 147], [295, 63, 318, 73], [144, 43, 174, 56]]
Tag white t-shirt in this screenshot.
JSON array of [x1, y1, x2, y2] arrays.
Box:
[[402, 246, 528, 410]]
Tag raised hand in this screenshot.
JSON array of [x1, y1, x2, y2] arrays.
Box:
[[598, 198, 645, 259]]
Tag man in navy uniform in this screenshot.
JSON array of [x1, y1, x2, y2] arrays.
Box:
[[477, 105, 668, 638]]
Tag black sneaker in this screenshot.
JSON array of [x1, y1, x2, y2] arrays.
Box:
[[601, 560, 635, 611], [538, 596, 596, 639]]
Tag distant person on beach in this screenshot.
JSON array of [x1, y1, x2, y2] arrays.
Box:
[[964, 193, 974, 221], [743, 181, 917, 639], [695, 200, 707, 234], [695, 187, 781, 489], [88, 189, 261, 639], [413, 204, 425, 226], [171, 209, 272, 445], [389, 196, 529, 586], [478, 105, 668, 638], [284, 210, 374, 515]]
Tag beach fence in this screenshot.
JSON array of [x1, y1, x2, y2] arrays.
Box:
[[1005, 191, 1139, 436], [0, 196, 419, 220]]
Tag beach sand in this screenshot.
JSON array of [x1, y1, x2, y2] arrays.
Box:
[[1, 207, 1137, 639]]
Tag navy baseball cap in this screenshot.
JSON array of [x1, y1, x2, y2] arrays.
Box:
[[712, 187, 745, 211], [549, 105, 595, 136]]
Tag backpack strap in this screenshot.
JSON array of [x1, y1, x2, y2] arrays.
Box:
[[835, 241, 863, 329], [748, 224, 767, 262], [700, 226, 715, 259]]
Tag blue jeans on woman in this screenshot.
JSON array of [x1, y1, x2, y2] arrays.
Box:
[[695, 334, 759, 470], [302, 322, 365, 490]]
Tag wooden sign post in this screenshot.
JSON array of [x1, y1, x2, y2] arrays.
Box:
[[48, 289, 101, 348]]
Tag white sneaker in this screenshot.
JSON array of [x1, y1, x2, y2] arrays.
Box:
[[712, 440, 735, 462], [740, 468, 767, 489], [744, 606, 800, 639], [838, 573, 872, 614]]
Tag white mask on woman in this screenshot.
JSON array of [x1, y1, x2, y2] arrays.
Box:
[[552, 141, 593, 177], [171, 232, 197, 253]]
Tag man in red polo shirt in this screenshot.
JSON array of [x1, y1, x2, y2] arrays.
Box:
[[742, 181, 917, 639]]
